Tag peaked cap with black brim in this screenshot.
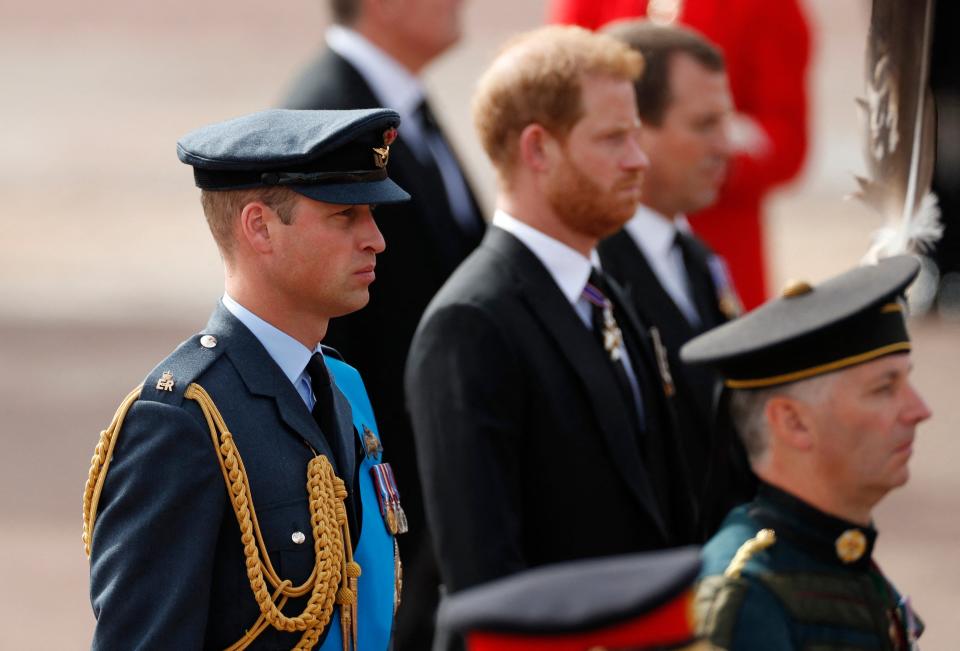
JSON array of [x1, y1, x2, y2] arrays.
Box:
[[177, 108, 410, 205], [681, 255, 920, 389]]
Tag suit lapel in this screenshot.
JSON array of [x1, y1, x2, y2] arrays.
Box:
[[202, 305, 341, 470], [601, 231, 699, 341], [484, 230, 668, 539], [676, 233, 729, 330], [388, 140, 475, 272]]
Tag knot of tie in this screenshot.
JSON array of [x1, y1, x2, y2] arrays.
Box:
[[305, 353, 341, 462], [415, 98, 441, 134], [305, 353, 331, 391]]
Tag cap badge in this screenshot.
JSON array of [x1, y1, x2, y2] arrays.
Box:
[[156, 371, 175, 392], [782, 279, 814, 298], [373, 128, 398, 169], [835, 528, 868, 563]]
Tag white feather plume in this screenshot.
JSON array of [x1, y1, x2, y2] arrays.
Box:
[[856, 0, 941, 264]]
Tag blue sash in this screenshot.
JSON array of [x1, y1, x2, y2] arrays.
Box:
[[320, 357, 395, 651]]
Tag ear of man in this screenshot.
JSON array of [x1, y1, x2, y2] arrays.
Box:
[[764, 394, 815, 452], [239, 200, 283, 255], [519, 123, 563, 175]]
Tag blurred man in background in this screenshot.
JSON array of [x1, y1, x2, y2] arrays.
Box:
[[407, 25, 698, 601], [599, 20, 754, 538], [551, 0, 811, 310], [283, 2, 485, 647]]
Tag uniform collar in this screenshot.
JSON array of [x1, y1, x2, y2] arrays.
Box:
[[750, 481, 878, 570], [492, 209, 600, 307], [221, 293, 322, 402]]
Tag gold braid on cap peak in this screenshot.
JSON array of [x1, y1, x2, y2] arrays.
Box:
[[82, 384, 361, 651], [724, 529, 777, 579]]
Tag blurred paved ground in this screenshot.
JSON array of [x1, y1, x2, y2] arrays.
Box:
[[1, 0, 956, 648]]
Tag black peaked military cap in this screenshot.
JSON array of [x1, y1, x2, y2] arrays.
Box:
[[177, 108, 411, 205], [681, 255, 920, 389], [435, 547, 701, 651]]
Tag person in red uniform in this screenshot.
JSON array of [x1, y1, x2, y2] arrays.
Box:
[[550, 0, 810, 309]]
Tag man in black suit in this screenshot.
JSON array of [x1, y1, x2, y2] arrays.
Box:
[[282, 2, 485, 647], [597, 22, 753, 536], [406, 26, 698, 597]]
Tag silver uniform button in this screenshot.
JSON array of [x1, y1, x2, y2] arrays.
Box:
[[200, 335, 218, 348], [291, 531, 306, 545]]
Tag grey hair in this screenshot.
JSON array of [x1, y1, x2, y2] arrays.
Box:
[[728, 373, 837, 463]]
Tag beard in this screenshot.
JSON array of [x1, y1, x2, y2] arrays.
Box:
[[545, 157, 642, 241]]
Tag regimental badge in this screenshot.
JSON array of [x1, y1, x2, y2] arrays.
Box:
[[707, 255, 743, 320], [835, 528, 868, 563], [649, 327, 676, 397], [371, 462, 408, 535], [363, 425, 383, 460], [156, 371, 175, 392], [372, 127, 398, 168]]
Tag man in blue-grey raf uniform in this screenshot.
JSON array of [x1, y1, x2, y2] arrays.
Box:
[[83, 109, 410, 650], [682, 256, 931, 650]]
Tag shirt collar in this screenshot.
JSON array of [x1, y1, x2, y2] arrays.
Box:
[[325, 25, 425, 117], [221, 293, 321, 388], [492, 209, 600, 306], [623, 204, 689, 260]]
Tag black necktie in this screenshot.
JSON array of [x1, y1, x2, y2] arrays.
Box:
[[584, 269, 646, 432], [415, 98, 483, 239], [674, 232, 716, 330], [305, 353, 342, 464]]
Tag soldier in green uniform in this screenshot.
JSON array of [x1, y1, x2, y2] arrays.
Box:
[[681, 256, 930, 650]]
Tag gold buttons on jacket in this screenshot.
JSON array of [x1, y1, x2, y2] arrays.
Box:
[[835, 529, 867, 563]]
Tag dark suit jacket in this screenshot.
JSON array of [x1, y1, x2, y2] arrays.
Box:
[[89, 304, 361, 650], [599, 228, 755, 537], [405, 228, 697, 593], [282, 47, 485, 646]]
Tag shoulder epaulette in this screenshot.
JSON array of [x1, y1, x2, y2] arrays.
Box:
[[139, 333, 224, 407], [724, 528, 777, 579]]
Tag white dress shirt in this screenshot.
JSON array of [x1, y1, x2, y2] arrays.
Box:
[[623, 205, 701, 327], [326, 25, 477, 231], [221, 293, 322, 410], [492, 211, 646, 424]]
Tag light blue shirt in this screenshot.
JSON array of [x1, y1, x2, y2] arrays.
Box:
[[221, 293, 321, 410]]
